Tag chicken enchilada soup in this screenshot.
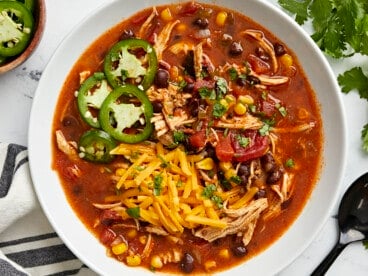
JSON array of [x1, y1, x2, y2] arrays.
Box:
[[52, 1, 323, 274]]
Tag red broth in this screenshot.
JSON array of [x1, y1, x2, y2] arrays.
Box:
[[52, 2, 323, 274]]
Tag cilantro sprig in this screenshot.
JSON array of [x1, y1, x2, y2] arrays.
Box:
[[278, 0, 368, 153]]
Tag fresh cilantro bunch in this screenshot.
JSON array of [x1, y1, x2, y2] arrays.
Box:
[[278, 0, 368, 152]]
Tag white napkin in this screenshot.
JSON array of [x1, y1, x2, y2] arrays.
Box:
[[0, 143, 96, 276]]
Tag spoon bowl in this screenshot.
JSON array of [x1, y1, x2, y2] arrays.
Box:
[[312, 172, 368, 275]]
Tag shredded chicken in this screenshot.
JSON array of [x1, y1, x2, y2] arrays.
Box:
[[169, 42, 194, 55], [273, 122, 316, 133], [141, 234, 153, 258], [248, 67, 289, 86], [214, 114, 264, 130], [138, 7, 158, 39], [194, 198, 268, 244], [154, 20, 180, 60], [194, 42, 204, 79], [242, 29, 278, 73], [55, 130, 79, 161]]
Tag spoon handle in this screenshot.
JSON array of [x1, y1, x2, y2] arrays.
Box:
[[311, 242, 347, 276]]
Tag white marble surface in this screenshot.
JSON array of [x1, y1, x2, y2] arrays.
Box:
[[0, 0, 367, 275]]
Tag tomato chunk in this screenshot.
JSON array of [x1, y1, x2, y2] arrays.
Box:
[[189, 129, 207, 149], [215, 133, 234, 162], [231, 130, 269, 162]]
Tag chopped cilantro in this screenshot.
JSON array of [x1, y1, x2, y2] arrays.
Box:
[[173, 130, 186, 144], [202, 184, 223, 209], [126, 207, 140, 219], [202, 184, 217, 198], [236, 135, 250, 147], [285, 158, 295, 168], [259, 122, 272, 136], [199, 87, 216, 100], [228, 67, 238, 81], [157, 155, 169, 168], [213, 102, 227, 118], [230, 175, 242, 185], [215, 77, 228, 98], [153, 174, 163, 196]]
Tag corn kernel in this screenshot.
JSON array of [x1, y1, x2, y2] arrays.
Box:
[[219, 161, 232, 172], [215, 11, 228, 26], [176, 23, 187, 32], [280, 53, 293, 68], [151, 255, 163, 269], [225, 168, 237, 180], [127, 229, 137, 238], [139, 235, 147, 244], [225, 95, 236, 108], [219, 98, 229, 110], [116, 168, 126, 176], [111, 242, 128, 255], [160, 8, 173, 21], [234, 102, 247, 115], [238, 95, 254, 105], [126, 255, 142, 266], [204, 260, 217, 271], [196, 158, 215, 170], [219, 248, 230, 259]]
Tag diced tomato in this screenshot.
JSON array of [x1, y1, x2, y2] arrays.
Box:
[[260, 100, 276, 117], [100, 228, 117, 246], [231, 130, 269, 162], [179, 2, 200, 15], [247, 54, 271, 74], [100, 209, 122, 226], [215, 133, 234, 162], [193, 79, 215, 92], [189, 129, 207, 149]]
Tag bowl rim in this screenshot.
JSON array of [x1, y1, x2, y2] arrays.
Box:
[[28, 0, 347, 275], [0, 0, 46, 74]]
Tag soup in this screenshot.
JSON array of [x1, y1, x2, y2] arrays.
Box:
[[52, 1, 323, 274]]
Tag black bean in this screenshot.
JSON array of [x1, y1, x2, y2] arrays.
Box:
[[246, 75, 260, 86], [261, 152, 276, 172], [183, 82, 194, 93], [152, 101, 163, 113], [236, 77, 247, 87], [193, 17, 209, 29], [180, 252, 195, 273], [121, 29, 135, 40], [255, 47, 270, 61], [229, 41, 243, 56], [231, 244, 247, 257], [62, 116, 78, 127], [255, 189, 266, 199], [267, 167, 284, 184], [238, 163, 250, 177], [154, 69, 169, 88], [274, 42, 286, 56], [203, 145, 217, 160]]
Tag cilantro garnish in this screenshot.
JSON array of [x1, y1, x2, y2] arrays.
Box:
[[236, 135, 250, 148], [285, 158, 295, 168], [228, 67, 238, 81], [199, 87, 216, 100], [202, 184, 224, 208], [153, 174, 163, 196], [173, 130, 186, 144], [213, 102, 227, 118], [215, 77, 228, 98], [126, 207, 140, 219], [278, 0, 368, 153]]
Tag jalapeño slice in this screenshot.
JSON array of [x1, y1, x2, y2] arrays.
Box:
[[77, 72, 111, 128], [99, 84, 153, 144], [104, 38, 158, 90]]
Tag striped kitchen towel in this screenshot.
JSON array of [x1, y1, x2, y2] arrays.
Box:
[[0, 143, 97, 276]]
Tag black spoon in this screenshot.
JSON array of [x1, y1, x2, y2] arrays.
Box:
[[311, 172, 368, 275]]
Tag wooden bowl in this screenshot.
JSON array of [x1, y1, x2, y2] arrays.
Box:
[[0, 0, 46, 74]]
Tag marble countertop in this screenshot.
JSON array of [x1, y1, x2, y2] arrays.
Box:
[[0, 0, 367, 275]]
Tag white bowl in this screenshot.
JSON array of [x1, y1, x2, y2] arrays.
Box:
[[28, 0, 347, 275]]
